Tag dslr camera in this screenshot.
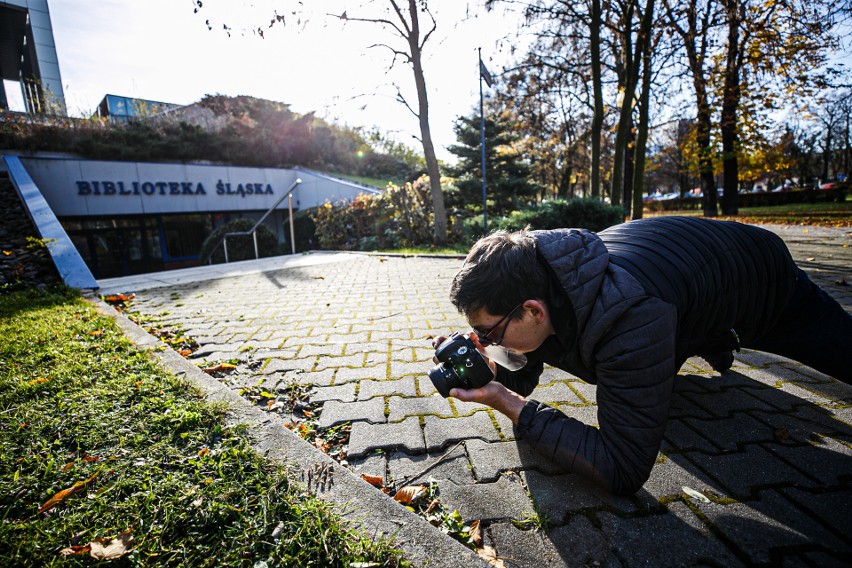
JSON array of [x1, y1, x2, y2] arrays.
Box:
[[428, 333, 493, 397]]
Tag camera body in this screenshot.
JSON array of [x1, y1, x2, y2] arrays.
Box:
[[428, 333, 494, 397]]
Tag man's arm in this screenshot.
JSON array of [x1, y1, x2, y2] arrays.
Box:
[[517, 298, 678, 494]]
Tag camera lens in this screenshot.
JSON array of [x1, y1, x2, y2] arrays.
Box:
[[427, 364, 457, 398]]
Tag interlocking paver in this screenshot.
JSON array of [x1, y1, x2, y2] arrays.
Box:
[[483, 523, 565, 567], [387, 445, 474, 486], [603, 501, 746, 567], [465, 438, 563, 482], [698, 490, 851, 564], [520, 470, 638, 517], [423, 411, 502, 451], [358, 377, 419, 400], [685, 445, 816, 497], [681, 411, 779, 451], [348, 416, 424, 458], [387, 394, 454, 421], [311, 382, 357, 403], [437, 474, 534, 522], [317, 398, 386, 428], [113, 223, 852, 567]]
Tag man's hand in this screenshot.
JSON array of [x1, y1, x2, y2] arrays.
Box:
[[449, 381, 527, 425]]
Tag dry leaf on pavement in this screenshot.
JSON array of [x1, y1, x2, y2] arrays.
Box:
[[360, 474, 384, 487], [392, 485, 427, 505], [682, 485, 711, 503], [476, 545, 507, 567]]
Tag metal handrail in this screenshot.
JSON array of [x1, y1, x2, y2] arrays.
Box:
[[208, 178, 302, 264]]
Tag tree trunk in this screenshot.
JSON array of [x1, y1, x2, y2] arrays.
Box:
[[695, 87, 718, 216], [720, 0, 741, 215], [590, 0, 603, 199], [631, 0, 655, 220], [822, 130, 832, 181], [406, 0, 446, 244], [611, 83, 631, 207]]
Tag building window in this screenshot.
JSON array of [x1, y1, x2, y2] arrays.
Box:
[[159, 215, 211, 260]]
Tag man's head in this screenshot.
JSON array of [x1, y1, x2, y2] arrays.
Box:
[[450, 229, 550, 320]]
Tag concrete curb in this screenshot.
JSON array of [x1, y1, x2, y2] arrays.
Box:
[[86, 293, 488, 568]]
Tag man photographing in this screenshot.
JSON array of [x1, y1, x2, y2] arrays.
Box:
[[432, 216, 852, 495]]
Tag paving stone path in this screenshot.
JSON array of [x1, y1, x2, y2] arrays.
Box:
[[112, 223, 852, 568]]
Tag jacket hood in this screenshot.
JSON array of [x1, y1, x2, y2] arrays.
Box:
[[532, 228, 610, 333]]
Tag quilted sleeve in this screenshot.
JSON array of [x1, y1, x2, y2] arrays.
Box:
[[494, 358, 543, 397], [516, 297, 677, 494]]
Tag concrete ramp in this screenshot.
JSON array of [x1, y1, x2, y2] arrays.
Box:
[[3, 155, 98, 290]]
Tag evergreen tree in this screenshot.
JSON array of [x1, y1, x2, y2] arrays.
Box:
[[446, 112, 542, 217]]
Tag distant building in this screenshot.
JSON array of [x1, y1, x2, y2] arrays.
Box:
[[0, 0, 65, 114], [95, 94, 183, 123], [5, 156, 380, 278]]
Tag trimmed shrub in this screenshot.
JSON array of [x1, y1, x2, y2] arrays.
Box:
[[462, 198, 624, 241]]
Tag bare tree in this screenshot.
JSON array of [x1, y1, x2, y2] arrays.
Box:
[[664, 0, 722, 217], [718, 0, 839, 215], [196, 0, 448, 244], [332, 1, 447, 244]]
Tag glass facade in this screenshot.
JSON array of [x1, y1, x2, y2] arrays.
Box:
[[59, 212, 286, 279]]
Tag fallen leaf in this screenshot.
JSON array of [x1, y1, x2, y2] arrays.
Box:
[[393, 485, 427, 505], [87, 330, 104, 336], [805, 257, 815, 261], [360, 473, 384, 488], [425, 499, 439, 513], [59, 545, 91, 556], [89, 531, 135, 560], [2, 250, 12, 256], [82, 455, 99, 463], [179, 349, 192, 357], [62, 462, 74, 472], [198, 448, 210, 457], [39, 471, 100, 514], [469, 519, 482, 547], [682, 485, 710, 503], [476, 545, 507, 567]]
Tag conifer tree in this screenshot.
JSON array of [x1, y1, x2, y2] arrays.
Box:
[[446, 112, 542, 217]]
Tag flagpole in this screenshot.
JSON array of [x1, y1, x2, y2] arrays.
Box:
[[479, 48, 487, 234]]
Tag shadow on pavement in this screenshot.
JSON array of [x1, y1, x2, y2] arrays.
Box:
[[513, 365, 852, 567]]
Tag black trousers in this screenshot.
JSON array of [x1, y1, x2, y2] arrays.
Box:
[[750, 269, 852, 384]]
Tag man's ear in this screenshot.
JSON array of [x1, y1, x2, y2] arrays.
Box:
[[523, 299, 549, 323]]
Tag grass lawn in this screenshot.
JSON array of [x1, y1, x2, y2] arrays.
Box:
[[0, 287, 406, 567], [646, 199, 852, 227]]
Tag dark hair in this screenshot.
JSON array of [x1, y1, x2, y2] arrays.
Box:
[[449, 229, 551, 318]]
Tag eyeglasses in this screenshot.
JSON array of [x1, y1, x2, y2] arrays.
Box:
[[475, 302, 525, 347]]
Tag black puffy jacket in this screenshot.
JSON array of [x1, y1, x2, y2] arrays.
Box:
[[505, 217, 799, 494]]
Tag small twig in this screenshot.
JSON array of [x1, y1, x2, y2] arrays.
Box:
[[399, 440, 466, 486], [372, 312, 403, 320]]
